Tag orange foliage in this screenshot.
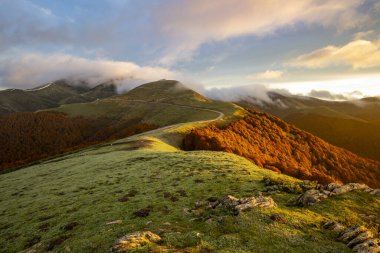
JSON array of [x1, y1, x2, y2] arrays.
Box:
[[0, 112, 157, 171], [183, 110, 380, 188]]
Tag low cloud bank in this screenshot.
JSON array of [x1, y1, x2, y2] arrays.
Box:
[[0, 53, 177, 90]]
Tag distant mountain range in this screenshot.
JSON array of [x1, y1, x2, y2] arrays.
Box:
[[0, 80, 117, 114], [239, 92, 380, 162]]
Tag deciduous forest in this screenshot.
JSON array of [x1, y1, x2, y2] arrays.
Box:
[[183, 110, 380, 188]]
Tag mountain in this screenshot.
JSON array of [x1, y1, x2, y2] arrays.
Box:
[[119, 79, 209, 104], [0, 81, 378, 252], [183, 109, 380, 188], [0, 80, 117, 114], [239, 92, 380, 161], [0, 80, 238, 171]]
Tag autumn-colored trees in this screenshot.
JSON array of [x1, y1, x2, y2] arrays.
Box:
[[0, 112, 157, 171], [183, 110, 380, 188]]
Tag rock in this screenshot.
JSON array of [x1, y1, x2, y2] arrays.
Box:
[[235, 196, 276, 212], [324, 183, 341, 191], [331, 183, 369, 195], [220, 195, 240, 206], [347, 231, 374, 248], [338, 226, 367, 243], [107, 220, 123, 225], [369, 189, 380, 197], [162, 222, 171, 226], [294, 189, 328, 206], [145, 221, 153, 226], [255, 195, 277, 208], [109, 231, 161, 252], [352, 238, 380, 253], [323, 220, 346, 232]]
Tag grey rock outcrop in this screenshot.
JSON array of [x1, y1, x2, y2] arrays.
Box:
[[323, 221, 380, 253]]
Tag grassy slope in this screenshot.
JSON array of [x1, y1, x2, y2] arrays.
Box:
[[51, 80, 239, 127], [0, 119, 379, 253]]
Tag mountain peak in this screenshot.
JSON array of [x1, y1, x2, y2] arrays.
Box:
[[119, 79, 209, 104]]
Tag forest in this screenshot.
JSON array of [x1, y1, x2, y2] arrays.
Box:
[[0, 111, 157, 171], [183, 110, 380, 188]]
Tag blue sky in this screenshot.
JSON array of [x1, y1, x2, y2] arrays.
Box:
[[1, 0, 380, 98]]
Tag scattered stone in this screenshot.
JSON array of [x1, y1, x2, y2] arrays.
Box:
[[291, 183, 378, 206], [369, 189, 380, 197], [338, 226, 368, 243], [331, 183, 370, 196], [324, 221, 380, 253], [133, 208, 151, 218], [162, 222, 171, 226], [347, 231, 374, 248], [107, 220, 123, 225], [323, 220, 346, 232], [191, 194, 276, 216], [109, 231, 161, 253], [293, 189, 329, 206], [352, 238, 380, 253], [220, 195, 240, 206]]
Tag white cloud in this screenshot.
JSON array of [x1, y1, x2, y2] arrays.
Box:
[[289, 38, 380, 69], [0, 53, 177, 88], [154, 0, 366, 65], [248, 70, 284, 80]]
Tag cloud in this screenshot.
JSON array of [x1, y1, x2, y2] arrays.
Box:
[[353, 30, 374, 40], [289, 38, 380, 69], [247, 70, 284, 80], [308, 89, 366, 100], [154, 0, 366, 64], [205, 84, 273, 103], [0, 53, 177, 89]]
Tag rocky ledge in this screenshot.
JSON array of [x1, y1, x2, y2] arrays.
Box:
[[323, 220, 380, 253], [109, 231, 161, 252], [290, 183, 380, 206], [191, 194, 277, 215]]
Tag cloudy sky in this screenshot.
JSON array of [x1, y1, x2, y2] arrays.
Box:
[[1, 0, 380, 97]]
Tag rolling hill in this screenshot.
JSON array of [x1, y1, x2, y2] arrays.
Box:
[[0, 80, 240, 172], [0, 80, 379, 252], [239, 92, 380, 161], [0, 80, 117, 114], [0, 90, 378, 252]]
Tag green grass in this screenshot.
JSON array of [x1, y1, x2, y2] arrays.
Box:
[[0, 130, 378, 252], [1, 83, 378, 252]]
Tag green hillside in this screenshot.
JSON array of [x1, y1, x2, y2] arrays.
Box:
[[52, 80, 240, 127], [0, 80, 117, 115], [1, 100, 379, 252]]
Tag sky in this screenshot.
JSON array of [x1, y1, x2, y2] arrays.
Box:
[[1, 0, 380, 99]]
